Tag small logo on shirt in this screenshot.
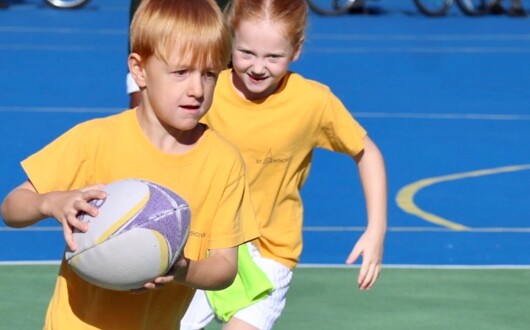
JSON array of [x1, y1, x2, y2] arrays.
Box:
[[189, 231, 206, 238], [256, 149, 289, 164]]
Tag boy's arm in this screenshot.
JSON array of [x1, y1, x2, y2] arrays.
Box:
[[1, 180, 106, 250], [141, 246, 238, 291], [180, 247, 238, 290], [2, 181, 49, 227], [347, 135, 387, 290]]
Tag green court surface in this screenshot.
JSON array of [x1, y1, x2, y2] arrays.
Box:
[[2, 264, 529, 330]]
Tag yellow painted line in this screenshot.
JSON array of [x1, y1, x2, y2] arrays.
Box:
[[396, 164, 530, 231]]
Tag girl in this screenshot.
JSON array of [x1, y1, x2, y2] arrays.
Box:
[[181, 0, 387, 329]]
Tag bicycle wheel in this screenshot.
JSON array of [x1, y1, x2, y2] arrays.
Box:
[[455, 0, 494, 16], [45, 0, 90, 9], [306, 0, 359, 16], [413, 0, 453, 16]]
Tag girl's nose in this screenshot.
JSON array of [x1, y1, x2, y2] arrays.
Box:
[[250, 59, 266, 75]]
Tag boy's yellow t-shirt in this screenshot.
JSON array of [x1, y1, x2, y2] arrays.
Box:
[[203, 70, 367, 270], [21, 109, 259, 330]]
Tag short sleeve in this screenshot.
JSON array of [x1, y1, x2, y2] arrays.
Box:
[[316, 90, 366, 157], [21, 123, 96, 193]]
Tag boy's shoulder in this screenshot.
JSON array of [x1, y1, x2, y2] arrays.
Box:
[[202, 127, 242, 157], [198, 127, 247, 175], [48, 110, 136, 153], [73, 109, 132, 131]]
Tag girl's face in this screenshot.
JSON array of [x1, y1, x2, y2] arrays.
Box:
[[231, 19, 300, 101]]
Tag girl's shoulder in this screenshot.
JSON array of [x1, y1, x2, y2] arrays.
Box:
[[282, 72, 334, 104], [285, 72, 332, 94]]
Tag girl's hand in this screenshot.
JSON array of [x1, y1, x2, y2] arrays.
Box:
[[346, 229, 385, 290]]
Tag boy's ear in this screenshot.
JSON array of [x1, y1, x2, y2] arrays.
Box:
[[128, 53, 147, 89]]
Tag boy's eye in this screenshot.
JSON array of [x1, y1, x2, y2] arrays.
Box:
[[173, 70, 189, 76], [204, 71, 218, 79]]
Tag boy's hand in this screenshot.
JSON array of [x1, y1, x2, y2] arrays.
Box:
[[131, 255, 189, 293], [45, 184, 106, 251]]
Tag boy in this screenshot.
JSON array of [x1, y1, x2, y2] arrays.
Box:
[[0, 0, 259, 329], [126, 0, 231, 108]]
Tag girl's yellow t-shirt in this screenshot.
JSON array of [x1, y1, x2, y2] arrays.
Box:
[[203, 70, 367, 270]]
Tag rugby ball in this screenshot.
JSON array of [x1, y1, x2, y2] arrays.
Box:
[[65, 179, 191, 291]]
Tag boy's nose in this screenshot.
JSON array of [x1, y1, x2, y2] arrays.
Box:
[[187, 73, 204, 97]]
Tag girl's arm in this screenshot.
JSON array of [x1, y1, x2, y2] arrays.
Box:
[[347, 135, 387, 290]]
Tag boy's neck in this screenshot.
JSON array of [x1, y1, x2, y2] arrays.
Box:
[[136, 108, 206, 155]]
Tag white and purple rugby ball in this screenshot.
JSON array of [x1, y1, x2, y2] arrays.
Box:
[[65, 179, 190, 291]]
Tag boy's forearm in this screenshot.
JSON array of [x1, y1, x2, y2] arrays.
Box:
[[183, 250, 238, 290], [1, 188, 48, 228]]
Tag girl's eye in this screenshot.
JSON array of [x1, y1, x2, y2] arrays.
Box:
[[240, 50, 253, 57]]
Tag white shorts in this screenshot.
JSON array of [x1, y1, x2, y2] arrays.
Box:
[[180, 244, 293, 330]]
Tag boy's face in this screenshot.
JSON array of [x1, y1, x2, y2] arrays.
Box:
[[231, 19, 300, 101], [138, 46, 219, 132]]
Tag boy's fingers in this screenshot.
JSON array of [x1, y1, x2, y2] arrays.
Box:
[[76, 200, 100, 219], [83, 189, 107, 201], [67, 211, 88, 232], [62, 222, 77, 251], [79, 183, 106, 193], [137, 282, 166, 291], [154, 275, 174, 284]]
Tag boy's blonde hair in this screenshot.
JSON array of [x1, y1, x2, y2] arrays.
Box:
[[130, 0, 231, 71], [225, 0, 307, 52]]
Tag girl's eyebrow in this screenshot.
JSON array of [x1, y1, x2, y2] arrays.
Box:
[[236, 47, 286, 57]]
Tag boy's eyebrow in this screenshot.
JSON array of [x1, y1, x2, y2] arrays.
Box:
[[167, 61, 218, 72]]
